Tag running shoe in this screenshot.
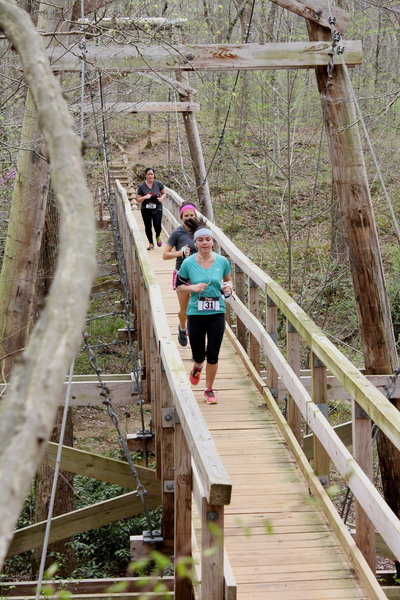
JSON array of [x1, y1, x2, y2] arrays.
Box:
[[204, 388, 218, 404], [178, 326, 188, 347], [147, 244, 154, 250], [189, 364, 202, 385], [156, 237, 162, 247]]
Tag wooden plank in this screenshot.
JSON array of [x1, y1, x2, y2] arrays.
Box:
[[277, 372, 400, 401], [201, 499, 224, 600], [226, 292, 400, 564], [219, 316, 386, 599], [353, 401, 376, 570], [78, 101, 200, 114], [270, 0, 349, 32], [248, 278, 260, 371], [45, 442, 157, 488], [312, 353, 330, 485], [0, 596, 173, 600], [174, 424, 193, 599], [7, 491, 160, 557], [0, 577, 174, 595], [49, 40, 362, 72], [1, 375, 136, 406], [286, 323, 302, 442], [303, 421, 352, 459]]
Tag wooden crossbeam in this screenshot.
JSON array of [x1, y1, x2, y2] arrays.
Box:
[[7, 489, 161, 557], [77, 101, 200, 114], [270, 0, 349, 33], [49, 40, 362, 72], [78, 16, 187, 29], [45, 443, 156, 488], [0, 576, 174, 596]]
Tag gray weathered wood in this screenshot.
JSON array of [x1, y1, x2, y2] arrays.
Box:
[[45, 442, 157, 488], [49, 40, 362, 72], [176, 71, 214, 220], [7, 491, 160, 557], [270, 0, 349, 33], [77, 101, 200, 114], [0, 0, 96, 569], [0, 577, 174, 596]]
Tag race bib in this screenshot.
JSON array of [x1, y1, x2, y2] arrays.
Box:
[[198, 296, 220, 311], [146, 203, 157, 209]]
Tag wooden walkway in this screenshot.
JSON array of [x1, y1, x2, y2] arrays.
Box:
[[136, 211, 372, 599]]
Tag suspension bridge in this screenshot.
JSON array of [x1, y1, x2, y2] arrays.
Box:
[[117, 178, 400, 599], [1, 172, 400, 600], [1, 0, 400, 597]]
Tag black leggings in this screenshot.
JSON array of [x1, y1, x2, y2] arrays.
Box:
[[141, 209, 162, 245], [187, 313, 225, 365]]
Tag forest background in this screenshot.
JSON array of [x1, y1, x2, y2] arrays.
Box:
[[0, 0, 399, 580], [0, 0, 399, 362]]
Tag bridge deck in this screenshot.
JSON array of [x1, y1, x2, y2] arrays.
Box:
[[138, 215, 370, 599]]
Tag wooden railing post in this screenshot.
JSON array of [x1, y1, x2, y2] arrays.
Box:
[[235, 264, 247, 350], [159, 368, 175, 553], [201, 500, 224, 600], [352, 401, 376, 572], [174, 420, 193, 599], [141, 282, 152, 404], [311, 353, 329, 486], [287, 321, 302, 443], [248, 278, 260, 372], [266, 295, 278, 399]]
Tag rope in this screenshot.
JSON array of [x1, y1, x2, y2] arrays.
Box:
[[35, 361, 75, 599]]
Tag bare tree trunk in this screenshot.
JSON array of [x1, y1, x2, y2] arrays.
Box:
[[0, 0, 75, 382], [0, 97, 49, 380], [0, 0, 96, 569], [32, 190, 76, 574], [307, 19, 399, 571]]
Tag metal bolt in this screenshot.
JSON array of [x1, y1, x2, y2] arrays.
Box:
[[208, 511, 218, 522]]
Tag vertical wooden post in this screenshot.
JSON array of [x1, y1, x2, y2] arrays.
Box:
[[174, 421, 193, 599], [154, 353, 162, 481], [149, 328, 157, 446], [311, 353, 329, 486], [266, 295, 278, 399], [248, 278, 260, 371], [201, 500, 224, 600], [159, 369, 175, 552], [352, 401, 376, 571], [235, 264, 247, 350], [307, 19, 400, 553], [176, 72, 214, 221], [141, 283, 152, 404], [287, 321, 302, 443]]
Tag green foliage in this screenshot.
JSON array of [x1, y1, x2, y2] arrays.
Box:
[[70, 476, 161, 578]]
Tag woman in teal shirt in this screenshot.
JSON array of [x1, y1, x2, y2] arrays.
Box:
[[177, 228, 232, 404]]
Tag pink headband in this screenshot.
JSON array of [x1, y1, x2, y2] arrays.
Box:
[[180, 203, 196, 214]]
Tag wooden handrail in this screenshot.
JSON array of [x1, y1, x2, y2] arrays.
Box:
[[162, 186, 400, 565], [116, 181, 231, 505], [163, 187, 400, 452]]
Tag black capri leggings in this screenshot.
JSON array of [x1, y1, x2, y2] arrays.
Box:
[[141, 209, 162, 245], [187, 313, 225, 365]]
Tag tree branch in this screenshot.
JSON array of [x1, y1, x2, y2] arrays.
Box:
[[0, 0, 96, 568]]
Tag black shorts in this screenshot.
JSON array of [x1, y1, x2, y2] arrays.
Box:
[[187, 312, 225, 365]]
